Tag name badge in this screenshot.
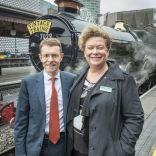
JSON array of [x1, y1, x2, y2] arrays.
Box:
[[100, 86, 112, 92]]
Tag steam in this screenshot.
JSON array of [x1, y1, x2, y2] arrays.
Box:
[[134, 70, 149, 87], [29, 66, 38, 75], [113, 39, 156, 88], [132, 42, 156, 66], [132, 43, 156, 87], [64, 60, 87, 74]]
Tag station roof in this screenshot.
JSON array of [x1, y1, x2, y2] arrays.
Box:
[[0, 3, 43, 38]]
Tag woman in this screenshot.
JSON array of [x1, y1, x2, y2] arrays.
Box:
[[66, 25, 144, 156]]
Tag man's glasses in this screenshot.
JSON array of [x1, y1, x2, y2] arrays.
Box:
[[41, 54, 60, 60], [81, 83, 95, 98]]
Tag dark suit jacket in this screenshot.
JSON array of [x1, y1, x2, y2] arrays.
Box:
[[14, 70, 76, 156]]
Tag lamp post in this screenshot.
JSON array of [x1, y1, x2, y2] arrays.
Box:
[[15, 38, 17, 58], [10, 22, 16, 36]]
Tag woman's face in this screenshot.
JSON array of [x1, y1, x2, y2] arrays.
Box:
[[84, 36, 109, 68]]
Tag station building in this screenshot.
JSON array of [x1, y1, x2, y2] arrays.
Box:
[[40, 0, 58, 14], [78, 0, 100, 22], [97, 8, 156, 29], [0, 0, 58, 55]]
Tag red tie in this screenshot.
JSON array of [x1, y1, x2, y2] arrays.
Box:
[[49, 77, 60, 144]]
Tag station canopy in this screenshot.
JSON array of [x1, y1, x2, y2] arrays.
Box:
[[0, 3, 43, 38]]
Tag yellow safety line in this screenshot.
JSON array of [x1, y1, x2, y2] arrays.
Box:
[[0, 76, 26, 81], [152, 149, 156, 156]]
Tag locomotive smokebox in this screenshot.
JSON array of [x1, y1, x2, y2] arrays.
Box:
[[55, 0, 83, 14]]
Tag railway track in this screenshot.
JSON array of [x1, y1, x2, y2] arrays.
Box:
[[0, 124, 14, 155], [0, 82, 21, 97], [0, 82, 20, 155]]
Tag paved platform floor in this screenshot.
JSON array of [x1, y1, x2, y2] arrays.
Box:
[[136, 86, 156, 156], [140, 86, 156, 120], [0, 66, 37, 84]]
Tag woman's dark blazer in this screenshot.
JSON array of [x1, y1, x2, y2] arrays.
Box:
[[66, 60, 144, 156]]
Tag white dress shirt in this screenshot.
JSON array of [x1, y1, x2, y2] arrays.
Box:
[[44, 70, 64, 134]]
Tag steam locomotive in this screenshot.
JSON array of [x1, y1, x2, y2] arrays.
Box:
[[28, 0, 156, 94]]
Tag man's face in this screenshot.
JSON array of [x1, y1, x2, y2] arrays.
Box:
[[39, 45, 64, 76]]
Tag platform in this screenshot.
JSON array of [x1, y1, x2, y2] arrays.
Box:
[[0, 66, 37, 107], [136, 86, 156, 156], [0, 58, 30, 68], [0, 66, 37, 84]]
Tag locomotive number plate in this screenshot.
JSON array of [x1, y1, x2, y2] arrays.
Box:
[[27, 20, 52, 35]]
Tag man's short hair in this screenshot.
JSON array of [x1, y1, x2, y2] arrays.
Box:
[[39, 38, 62, 54]]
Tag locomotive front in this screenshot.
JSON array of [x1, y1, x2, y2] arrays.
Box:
[[28, 0, 94, 72]]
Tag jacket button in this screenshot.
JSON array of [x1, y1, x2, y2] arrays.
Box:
[[38, 143, 41, 147], [90, 146, 94, 150], [92, 126, 96, 131], [93, 108, 97, 113]]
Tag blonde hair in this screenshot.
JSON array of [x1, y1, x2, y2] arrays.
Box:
[[39, 38, 62, 53], [78, 25, 113, 51]]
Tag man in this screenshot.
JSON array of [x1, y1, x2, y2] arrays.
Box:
[[14, 38, 76, 156]]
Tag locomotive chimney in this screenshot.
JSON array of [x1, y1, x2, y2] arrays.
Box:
[[55, 0, 83, 15]]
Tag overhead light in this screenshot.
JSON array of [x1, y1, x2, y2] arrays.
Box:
[[10, 22, 16, 36]]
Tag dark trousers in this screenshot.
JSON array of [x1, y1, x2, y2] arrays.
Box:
[[40, 133, 66, 156]]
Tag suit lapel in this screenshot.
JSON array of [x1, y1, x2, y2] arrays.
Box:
[[60, 71, 68, 126], [36, 71, 46, 114], [69, 63, 89, 95], [69, 70, 87, 96]]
